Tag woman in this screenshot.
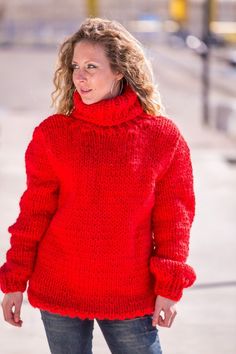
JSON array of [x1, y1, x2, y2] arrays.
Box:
[[0, 17, 196, 354]]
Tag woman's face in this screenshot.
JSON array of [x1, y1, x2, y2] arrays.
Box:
[[72, 40, 123, 105]]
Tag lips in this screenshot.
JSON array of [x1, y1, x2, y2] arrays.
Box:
[[80, 88, 92, 94]]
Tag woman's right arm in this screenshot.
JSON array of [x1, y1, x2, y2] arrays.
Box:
[[0, 125, 60, 295]]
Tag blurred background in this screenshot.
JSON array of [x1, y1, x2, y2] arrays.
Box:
[[0, 1, 236, 353]]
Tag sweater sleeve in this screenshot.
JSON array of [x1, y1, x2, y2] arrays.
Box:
[[149, 132, 196, 302], [0, 125, 60, 293]]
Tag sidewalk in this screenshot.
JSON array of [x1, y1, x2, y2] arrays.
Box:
[[0, 46, 236, 354]]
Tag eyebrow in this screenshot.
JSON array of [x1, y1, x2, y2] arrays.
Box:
[[71, 59, 100, 64]]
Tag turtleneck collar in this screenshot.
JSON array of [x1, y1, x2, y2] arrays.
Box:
[[70, 83, 144, 126]]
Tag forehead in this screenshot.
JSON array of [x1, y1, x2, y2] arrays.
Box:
[[72, 40, 108, 62]]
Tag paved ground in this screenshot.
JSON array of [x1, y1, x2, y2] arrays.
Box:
[[0, 43, 236, 354]]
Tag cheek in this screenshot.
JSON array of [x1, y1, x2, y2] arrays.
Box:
[[96, 71, 116, 87], [72, 71, 77, 83], [72, 69, 116, 88]]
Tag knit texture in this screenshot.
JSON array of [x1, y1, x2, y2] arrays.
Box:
[[0, 83, 196, 320]]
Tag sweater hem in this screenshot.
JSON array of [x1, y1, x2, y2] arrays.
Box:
[[27, 292, 155, 321]]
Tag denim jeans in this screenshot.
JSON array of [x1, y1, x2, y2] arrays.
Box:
[[40, 309, 163, 354]]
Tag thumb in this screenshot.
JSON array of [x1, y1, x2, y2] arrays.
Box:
[[152, 305, 162, 325], [13, 304, 22, 322]]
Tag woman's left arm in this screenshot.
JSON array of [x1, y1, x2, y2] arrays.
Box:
[[150, 132, 197, 304]]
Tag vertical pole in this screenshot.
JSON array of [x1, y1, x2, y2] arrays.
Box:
[[201, 0, 211, 126], [87, 0, 98, 17], [209, 0, 217, 23]]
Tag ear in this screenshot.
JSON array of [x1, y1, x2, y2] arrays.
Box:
[[115, 72, 124, 81]]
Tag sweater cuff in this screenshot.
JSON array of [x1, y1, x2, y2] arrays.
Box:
[[149, 257, 197, 302], [0, 269, 27, 294]]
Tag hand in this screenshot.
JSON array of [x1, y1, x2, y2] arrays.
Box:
[[152, 295, 177, 328], [1, 291, 23, 327]]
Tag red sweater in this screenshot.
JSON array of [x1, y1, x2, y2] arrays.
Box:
[[0, 84, 196, 320]]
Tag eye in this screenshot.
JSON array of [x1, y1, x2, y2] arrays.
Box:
[[86, 64, 97, 69], [71, 63, 79, 70]]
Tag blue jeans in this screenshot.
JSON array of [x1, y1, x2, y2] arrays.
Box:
[[40, 309, 162, 354]]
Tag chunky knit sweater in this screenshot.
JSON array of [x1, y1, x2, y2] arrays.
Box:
[[0, 83, 196, 320]]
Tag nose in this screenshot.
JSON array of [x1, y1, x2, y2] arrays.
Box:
[[73, 68, 87, 81]]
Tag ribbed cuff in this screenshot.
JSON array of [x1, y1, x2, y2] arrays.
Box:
[[150, 257, 197, 301], [0, 272, 27, 294], [154, 280, 185, 302]]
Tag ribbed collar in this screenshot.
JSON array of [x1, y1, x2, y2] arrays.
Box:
[[70, 82, 144, 126]]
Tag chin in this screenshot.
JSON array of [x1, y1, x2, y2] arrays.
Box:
[[81, 98, 98, 105], [80, 92, 110, 105], [81, 94, 104, 105]]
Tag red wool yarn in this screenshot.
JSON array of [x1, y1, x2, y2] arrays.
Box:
[[0, 84, 196, 320]]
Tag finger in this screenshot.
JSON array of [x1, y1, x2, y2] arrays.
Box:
[[163, 310, 172, 327], [13, 311, 21, 323], [157, 314, 165, 327], [4, 309, 22, 327], [2, 300, 13, 322], [157, 310, 172, 327], [168, 311, 177, 328], [13, 303, 22, 323], [159, 310, 177, 328], [152, 308, 163, 326], [2, 302, 23, 327], [155, 311, 165, 327], [5, 316, 23, 327], [153, 300, 164, 321]]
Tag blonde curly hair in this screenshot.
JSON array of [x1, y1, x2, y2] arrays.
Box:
[[52, 17, 165, 116]]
